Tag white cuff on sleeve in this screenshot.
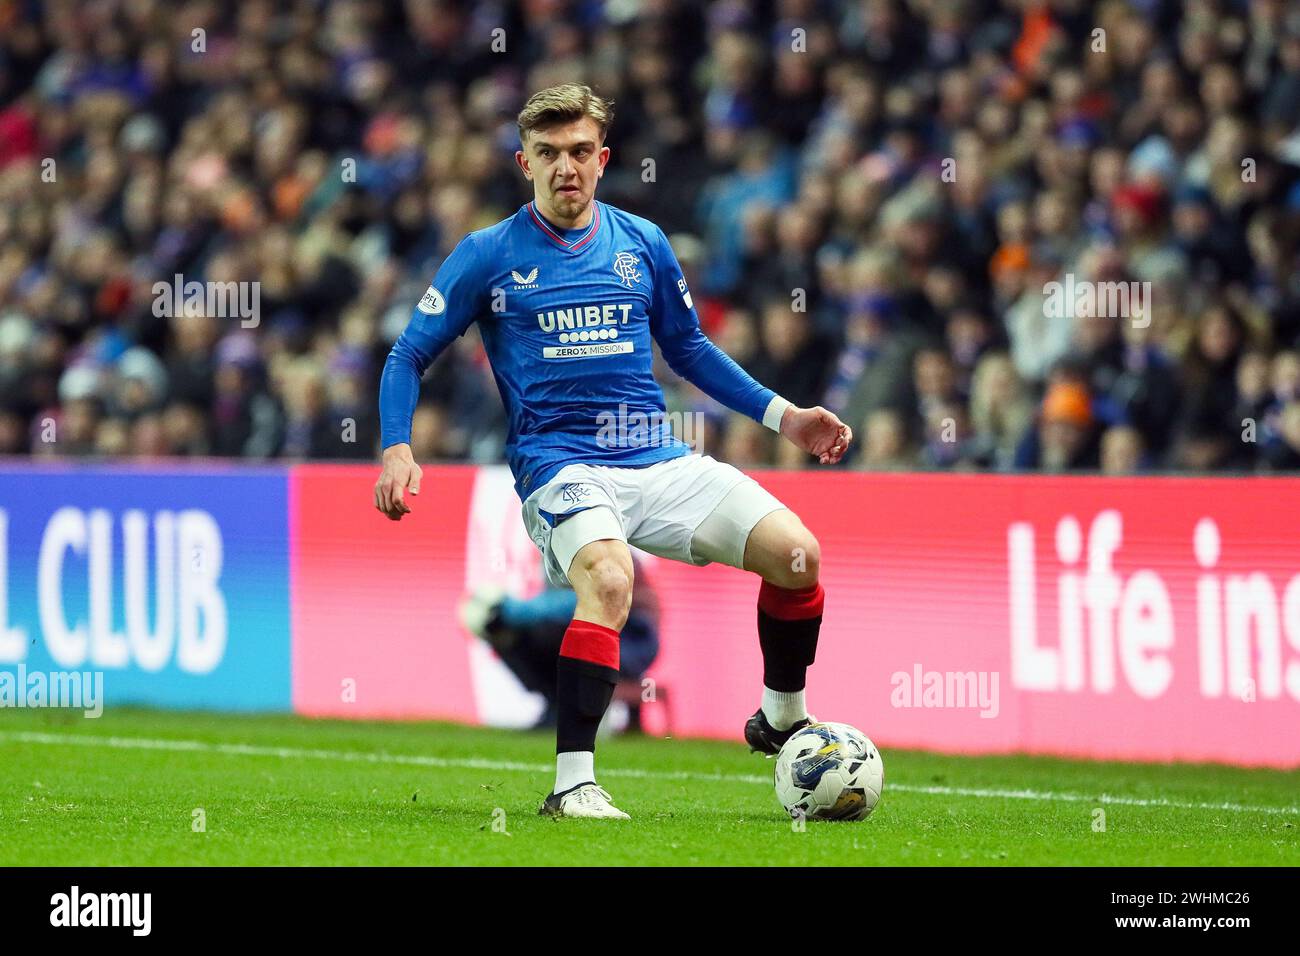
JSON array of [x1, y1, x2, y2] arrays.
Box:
[[762, 395, 793, 433]]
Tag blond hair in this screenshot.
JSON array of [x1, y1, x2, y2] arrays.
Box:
[[517, 84, 614, 144]]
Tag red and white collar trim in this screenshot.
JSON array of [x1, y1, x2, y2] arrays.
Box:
[[527, 201, 601, 252]]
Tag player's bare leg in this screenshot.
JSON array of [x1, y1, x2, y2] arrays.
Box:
[[567, 537, 634, 631], [740, 508, 824, 754], [743, 508, 821, 588], [539, 534, 633, 819]]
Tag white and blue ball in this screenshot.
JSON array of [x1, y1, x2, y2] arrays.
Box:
[[773, 721, 884, 821]]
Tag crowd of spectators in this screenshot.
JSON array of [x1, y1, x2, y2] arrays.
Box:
[[2, 0, 1300, 474]]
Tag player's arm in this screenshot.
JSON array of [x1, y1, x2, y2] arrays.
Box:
[[648, 228, 852, 465], [375, 234, 487, 520]]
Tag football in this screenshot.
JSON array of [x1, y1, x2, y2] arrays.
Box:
[[773, 721, 884, 821]]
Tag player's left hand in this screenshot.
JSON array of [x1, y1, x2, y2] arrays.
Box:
[[374, 442, 422, 520], [779, 405, 853, 465]]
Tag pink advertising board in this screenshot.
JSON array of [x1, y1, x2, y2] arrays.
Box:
[[291, 464, 478, 722], [291, 465, 1300, 768]]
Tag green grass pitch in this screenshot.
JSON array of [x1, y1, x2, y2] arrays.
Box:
[[0, 708, 1295, 866]]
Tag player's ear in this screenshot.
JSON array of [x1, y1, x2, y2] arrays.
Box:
[[515, 149, 532, 181], [597, 144, 610, 177]]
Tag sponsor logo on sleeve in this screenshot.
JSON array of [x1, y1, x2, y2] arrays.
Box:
[[417, 285, 446, 315]]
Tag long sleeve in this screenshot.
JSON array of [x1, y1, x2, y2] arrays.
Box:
[[379, 234, 488, 449]]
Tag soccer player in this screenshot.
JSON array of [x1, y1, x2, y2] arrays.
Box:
[[375, 85, 852, 819]]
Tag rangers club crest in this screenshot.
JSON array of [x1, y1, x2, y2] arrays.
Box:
[[560, 482, 592, 505], [613, 252, 642, 289]]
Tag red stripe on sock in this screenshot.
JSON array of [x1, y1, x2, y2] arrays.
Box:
[[758, 581, 825, 621], [559, 619, 620, 670]]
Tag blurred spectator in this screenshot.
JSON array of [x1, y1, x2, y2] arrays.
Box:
[[1228, 349, 1272, 468], [1177, 302, 1249, 468], [721, 411, 774, 468], [1016, 380, 1100, 472], [747, 298, 833, 408], [278, 358, 335, 459], [968, 351, 1034, 469], [1263, 401, 1300, 470], [858, 408, 916, 471], [1101, 424, 1147, 475], [211, 333, 283, 458]]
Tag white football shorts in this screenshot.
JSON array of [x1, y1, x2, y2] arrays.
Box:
[[521, 453, 788, 588]]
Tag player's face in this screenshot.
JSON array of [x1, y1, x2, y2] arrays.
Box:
[[515, 117, 609, 227]]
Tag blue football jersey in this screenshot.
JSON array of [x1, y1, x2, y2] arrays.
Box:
[[380, 200, 779, 499]]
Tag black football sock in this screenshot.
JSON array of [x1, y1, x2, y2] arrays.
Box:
[[757, 580, 824, 693], [554, 619, 619, 761]]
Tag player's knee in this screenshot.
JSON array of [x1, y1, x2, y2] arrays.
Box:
[[574, 551, 633, 625], [801, 533, 822, 581], [790, 531, 821, 585], [769, 530, 820, 589]]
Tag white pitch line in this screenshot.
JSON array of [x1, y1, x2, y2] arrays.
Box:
[[888, 782, 1300, 816], [2, 730, 1297, 816]]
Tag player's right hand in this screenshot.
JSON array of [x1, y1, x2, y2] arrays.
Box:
[[374, 443, 422, 521]]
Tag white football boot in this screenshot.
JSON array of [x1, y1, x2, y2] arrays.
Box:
[[538, 782, 630, 820]]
